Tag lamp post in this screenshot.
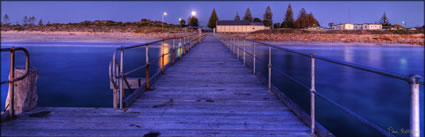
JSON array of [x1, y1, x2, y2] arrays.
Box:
[[179, 18, 182, 27], [402, 21, 406, 29], [162, 12, 167, 29]]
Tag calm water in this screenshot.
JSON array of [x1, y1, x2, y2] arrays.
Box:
[[1, 41, 423, 137], [248, 44, 424, 137], [1, 41, 179, 109]]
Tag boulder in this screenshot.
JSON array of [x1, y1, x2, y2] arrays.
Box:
[[4, 67, 39, 115]]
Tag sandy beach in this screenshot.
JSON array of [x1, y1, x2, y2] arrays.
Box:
[[233, 33, 425, 46], [1, 31, 193, 43]]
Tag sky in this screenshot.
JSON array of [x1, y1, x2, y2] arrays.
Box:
[[1, 1, 424, 28]]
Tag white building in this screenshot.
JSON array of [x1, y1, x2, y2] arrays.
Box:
[[334, 23, 382, 30], [334, 23, 354, 30], [216, 20, 269, 33]]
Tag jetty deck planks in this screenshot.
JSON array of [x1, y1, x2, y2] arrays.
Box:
[[1, 35, 311, 137]]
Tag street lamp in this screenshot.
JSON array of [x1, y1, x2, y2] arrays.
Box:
[[402, 21, 406, 28], [191, 11, 196, 17], [178, 18, 182, 27], [162, 12, 167, 29]]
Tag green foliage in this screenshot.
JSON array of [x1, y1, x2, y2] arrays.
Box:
[[294, 8, 319, 28], [3, 14, 10, 25], [38, 19, 43, 25], [263, 5, 273, 27], [253, 18, 261, 22], [234, 11, 240, 21], [179, 19, 186, 27], [243, 8, 253, 22], [379, 12, 391, 26], [281, 4, 294, 28], [208, 8, 219, 29], [188, 16, 199, 26], [273, 23, 281, 29]]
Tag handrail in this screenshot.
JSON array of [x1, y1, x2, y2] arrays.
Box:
[[109, 33, 206, 109], [0, 47, 31, 119], [215, 34, 422, 137]]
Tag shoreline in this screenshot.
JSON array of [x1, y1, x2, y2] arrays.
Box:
[[1, 31, 191, 43], [267, 41, 424, 48]]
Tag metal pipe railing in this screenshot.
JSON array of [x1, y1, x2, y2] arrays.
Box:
[[216, 34, 421, 137], [0, 47, 30, 119], [109, 33, 206, 109]]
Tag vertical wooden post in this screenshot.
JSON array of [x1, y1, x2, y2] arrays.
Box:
[[9, 48, 15, 118], [161, 40, 165, 74], [145, 44, 150, 90], [243, 40, 246, 65], [310, 56, 316, 136], [268, 47, 272, 90], [119, 49, 124, 109], [253, 43, 256, 75], [172, 39, 175, 64]]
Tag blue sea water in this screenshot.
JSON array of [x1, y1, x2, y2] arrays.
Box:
[[0, 41, 423, 137]]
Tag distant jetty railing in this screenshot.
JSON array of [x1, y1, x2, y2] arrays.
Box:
[[0, 47, 30, 119], [215, 34, 423, 137], [109, 33, 206, 109]]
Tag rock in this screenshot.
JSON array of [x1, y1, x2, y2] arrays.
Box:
[[5, 68, 39, 115]]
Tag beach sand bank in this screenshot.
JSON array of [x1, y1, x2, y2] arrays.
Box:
[[1, 31, 192, 43]]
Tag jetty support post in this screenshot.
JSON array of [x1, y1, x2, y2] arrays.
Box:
[[145, 44, 150, 90], [243, 40, 246, 65], [310, 55, 316, 136], [9, 48, 15, 118], [408, 74, 420, 137], [161, 40, 165, 74], [172, 39, 175, 64], [268, 46, 272, 90], [253, 42, 256, 75], [119, 49, 124, 109]]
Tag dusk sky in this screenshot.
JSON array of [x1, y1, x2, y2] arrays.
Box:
[[1, 1, 424, 28]]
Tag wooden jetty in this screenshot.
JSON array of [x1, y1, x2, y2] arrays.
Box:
[[1, 35, 311, 136]]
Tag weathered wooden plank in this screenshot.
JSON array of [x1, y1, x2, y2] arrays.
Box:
[[0, 34, 312, 137], [1, 129, 310, 137]]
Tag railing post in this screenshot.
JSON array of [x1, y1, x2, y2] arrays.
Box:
[[179, 38, 182, 59], [243, 40, 246, 65], [172, 39, 175, 64], [310, 56, 316, 136], [408, 74, 420, 137], [119, 49, 124, 109], [253, 42, 256, 75], [145, 44, 150, 90], [268, 46, 272, 90], [183, 37, 186, 55], [9, 48, 15, 118], [237, 39, 240, 59], [161, 40, 165, 74]]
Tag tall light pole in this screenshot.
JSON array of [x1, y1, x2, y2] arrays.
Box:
[[162, 12, 167, 29], [178, 18, 182, 27], [189, 11, 196, 27], [402, 21, 406, 29]]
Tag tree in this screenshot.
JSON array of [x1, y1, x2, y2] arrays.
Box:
[[208, 8, 219, 29], [38, 19, 43, 25], [306, 12, 319, 27], [328, 22, 335, 28], [234, 11, 240, 21], [3, 14, 10, 25], [23, 16, 28, 25], [281, 4, 294, 28], [243, 8, 253, 22], [188, 16, 198, 26], [294, 8, 308, 28], [379, 12, 390, 26], [179, 19, 186, 27], [253, 18, 262, 22], [263, 5, 273, 27], [273, 23, 281, 29]]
